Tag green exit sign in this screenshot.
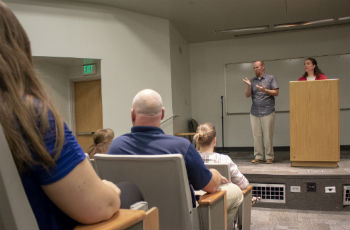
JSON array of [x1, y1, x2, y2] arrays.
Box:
[[82, 64, 96, 75]]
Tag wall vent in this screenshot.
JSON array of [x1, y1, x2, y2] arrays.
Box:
[[343, 185, 350, 205], [251, 183, 286, 203]]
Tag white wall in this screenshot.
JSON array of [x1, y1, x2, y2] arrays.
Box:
[[33, 59, 72, 127], [169, 24, 192, 133], [8, 0, 173, 136], [33, 58, 102, 130], [190, 25, 350, 147]]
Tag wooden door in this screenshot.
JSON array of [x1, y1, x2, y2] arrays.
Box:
[[74, 79, 102, 152]]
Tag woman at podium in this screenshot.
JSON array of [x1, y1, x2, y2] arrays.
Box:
[[298, 57, 328, 81]]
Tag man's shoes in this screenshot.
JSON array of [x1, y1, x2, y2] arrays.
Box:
[[251, 159, 263, 164], [265, 159, 273, 164]]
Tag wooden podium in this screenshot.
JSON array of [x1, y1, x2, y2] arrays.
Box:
[[289, 79, 340, 167]]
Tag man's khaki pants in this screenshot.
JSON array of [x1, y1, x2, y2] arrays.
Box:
[[250, 112, 275, 161]]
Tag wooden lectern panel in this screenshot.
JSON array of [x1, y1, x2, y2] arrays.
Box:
[[290, 80, 340, 167]]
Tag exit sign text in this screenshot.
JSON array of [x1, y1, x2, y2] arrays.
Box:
[[82, 64, 96, 75]]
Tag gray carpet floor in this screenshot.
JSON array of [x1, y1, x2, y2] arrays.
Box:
[[251, 207, 350, 230]]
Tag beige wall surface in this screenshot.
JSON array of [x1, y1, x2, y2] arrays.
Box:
[[33, 59, 72, 127], [190, 25, 350, 147], [169, 24, 192, 134], [8, 1, 349, 147], [9, 1, 173, 136]]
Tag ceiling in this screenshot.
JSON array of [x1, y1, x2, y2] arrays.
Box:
[[68, 0, 350, 43]]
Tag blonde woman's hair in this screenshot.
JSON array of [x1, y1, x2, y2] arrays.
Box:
[[193, 122, 216, 150], [87, 128, 115, 158]]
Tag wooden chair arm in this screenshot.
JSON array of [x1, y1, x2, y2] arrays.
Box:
[[242, 185, 253, 195], [198, 190, 226, 205], [74, 209, 146, 230], [143, 207, 159, 230], [197, 190, 227, 230]]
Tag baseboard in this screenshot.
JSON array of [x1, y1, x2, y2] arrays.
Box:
[[215, 145, 350, 153], [214, 146, 290, 152]]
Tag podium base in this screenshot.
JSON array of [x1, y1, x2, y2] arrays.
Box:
[[291, 161, 338, 168]]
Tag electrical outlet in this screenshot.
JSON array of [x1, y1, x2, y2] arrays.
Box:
[[290, 186, 301, 192], [307, 182, 316, 192], [325, 186, 336, 193]]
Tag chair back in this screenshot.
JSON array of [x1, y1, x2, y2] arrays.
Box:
[[0, 125, 39, 229], [94, 154, 197, 229], [205, 163, 231, 181]]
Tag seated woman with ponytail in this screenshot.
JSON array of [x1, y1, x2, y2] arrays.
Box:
[[194, 122, 249, 229], [194, 122, 249, 190], [87, 128, 115, 158]]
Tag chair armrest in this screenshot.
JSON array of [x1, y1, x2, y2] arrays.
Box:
[[74, 209, 146, 230], [198, 190, 226, 205], [197, 190, 227, 230], [238, 184, 253, 230], [143, 207, 159, 230], [242, 185, 253, 196]]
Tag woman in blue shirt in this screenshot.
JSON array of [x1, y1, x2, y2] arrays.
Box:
[[0, 2, 121, 229]]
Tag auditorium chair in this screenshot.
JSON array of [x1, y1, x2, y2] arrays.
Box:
[[0, 126, 157, 230], [205, 163, 232, 181], [205, 163, 252, 230], [94, 154, 227, 230]]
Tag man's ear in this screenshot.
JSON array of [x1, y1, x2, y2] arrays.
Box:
[[214, 137, 217, 146], [131, 108, 136, 123], [160, 107, 165, 120]]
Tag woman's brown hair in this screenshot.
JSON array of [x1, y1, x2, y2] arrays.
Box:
[[302, 57, 324, 77], [87, 128, 115, 158], [0, 1, 64, 172], [193, 122, 216, 150]]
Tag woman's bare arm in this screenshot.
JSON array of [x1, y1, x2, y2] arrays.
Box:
[[42, 158, 121, 224]]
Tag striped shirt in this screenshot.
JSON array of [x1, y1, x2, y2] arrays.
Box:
[[200, 152, 249, 190]]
